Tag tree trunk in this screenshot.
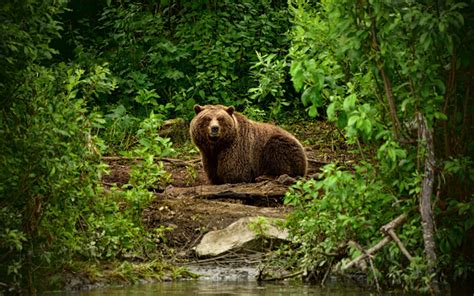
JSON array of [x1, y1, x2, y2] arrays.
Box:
[[370, 16, 401, 139], [416, 113, 440, 295]]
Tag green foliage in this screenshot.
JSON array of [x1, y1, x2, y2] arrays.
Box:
[[64, 0, 295, 119], [285, 164, 409, 271], [248, 52, 291, 118], [248, 217, 271, 236], [100, 104, 140, 153], [0, 57, 173, 292], [0, 0, 66, 99], [0, 63, 109, 288], [124, 111, 176, 157], [285, 0, 474, 290], [128, 155, 173, 190]]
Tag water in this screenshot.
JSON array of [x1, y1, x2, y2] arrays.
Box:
[[57, 280, 380, 296], [46, 264, 473, 295], [49, 265, 397, 296]]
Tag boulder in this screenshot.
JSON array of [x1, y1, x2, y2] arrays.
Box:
[[195, 217, 289, 257]]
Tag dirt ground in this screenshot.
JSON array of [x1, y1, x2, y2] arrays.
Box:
[[101, 120, 355, 255]]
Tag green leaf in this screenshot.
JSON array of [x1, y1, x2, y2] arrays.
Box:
[[343, 94, 356, 111], [308, 105, 318, 117], [290, 61, 304, 91], [434, 111, 448, 120], [336, 112, 348, 129], [327, 103, 337, 121], [347, 114, 359, 127]]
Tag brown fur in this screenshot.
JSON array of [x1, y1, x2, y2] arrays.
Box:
[[190, 104, 307, 184]]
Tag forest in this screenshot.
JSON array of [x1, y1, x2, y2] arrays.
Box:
[[0, 0, 473, 294]]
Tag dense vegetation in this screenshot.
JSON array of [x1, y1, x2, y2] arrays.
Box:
[[284, 0, 473, 293], [0, 0, 472, 294]]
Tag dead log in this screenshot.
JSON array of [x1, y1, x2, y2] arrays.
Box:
[[102, 156, 200, 167], [163, 180, 290, 202]]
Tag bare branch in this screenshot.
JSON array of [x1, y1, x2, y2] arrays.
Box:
[[341, 213, 407, 271]]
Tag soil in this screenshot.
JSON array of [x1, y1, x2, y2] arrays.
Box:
[[101, 120, 355, 257]]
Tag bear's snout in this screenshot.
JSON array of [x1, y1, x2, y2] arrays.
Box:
[[209, 123, 220, 140]]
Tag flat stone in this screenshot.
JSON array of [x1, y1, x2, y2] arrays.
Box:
[[195, 217, 289, 257]]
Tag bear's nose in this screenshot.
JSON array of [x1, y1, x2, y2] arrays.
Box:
[[211, 126, 219, 133]]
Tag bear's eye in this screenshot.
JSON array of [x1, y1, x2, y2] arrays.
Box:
[[217, 116, 225, 122], [201, 116, 211, 123]]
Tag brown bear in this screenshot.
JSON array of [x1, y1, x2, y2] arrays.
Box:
[[190, 104, 307, 184]]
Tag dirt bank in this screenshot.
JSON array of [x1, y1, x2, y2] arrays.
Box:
[[102, 121, 355, 259]]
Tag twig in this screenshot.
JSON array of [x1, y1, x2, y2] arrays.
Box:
[[181, 228, 206, 254], [307, 159, 330, 166], [342, 238, 392, 271], [321, 259, 333, 287], [356, 139, 366, 162]]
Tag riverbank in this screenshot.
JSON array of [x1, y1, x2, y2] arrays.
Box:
[[54, 120, 356, 292]]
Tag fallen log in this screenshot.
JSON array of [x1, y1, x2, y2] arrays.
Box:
[[164, 180, 290, 202], [102, 156, 200, 167]]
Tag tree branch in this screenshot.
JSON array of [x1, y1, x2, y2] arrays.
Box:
[[341, 213, 407, 271]]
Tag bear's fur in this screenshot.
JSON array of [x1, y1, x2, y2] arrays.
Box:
[[190, 104, 307, 184]]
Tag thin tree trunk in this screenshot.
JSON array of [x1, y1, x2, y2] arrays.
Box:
[[370, 16, 401, 139], [416, 113, 440, 295]]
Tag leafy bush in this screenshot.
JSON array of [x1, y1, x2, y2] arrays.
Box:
[[0, 61, 173, 291], [0, 64, 109, 288], [285, 0, 474, 290]]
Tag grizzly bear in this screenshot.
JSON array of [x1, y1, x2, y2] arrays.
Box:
[[190, 104, 307, 184]]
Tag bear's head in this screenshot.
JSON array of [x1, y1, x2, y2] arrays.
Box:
[[190, 104, 237, 150]]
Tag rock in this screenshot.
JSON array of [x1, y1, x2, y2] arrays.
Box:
[[186, 265, 258, 281], [195, 217, 289, 257]]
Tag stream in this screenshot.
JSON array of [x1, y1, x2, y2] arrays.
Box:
[[47, 265, 472, 295], [54, 280, 381, 296], [49, 265, 398, 296]]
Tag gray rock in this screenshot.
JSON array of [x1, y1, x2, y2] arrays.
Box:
[[195, 217, 289, 257]]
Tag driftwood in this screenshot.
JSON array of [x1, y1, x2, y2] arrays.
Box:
[[164, 180, 290, 201], [341, 213, 408, 271]]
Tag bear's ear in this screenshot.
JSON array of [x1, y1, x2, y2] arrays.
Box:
[[194, 105, 203, 114], [226, 106, 235, 116]]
